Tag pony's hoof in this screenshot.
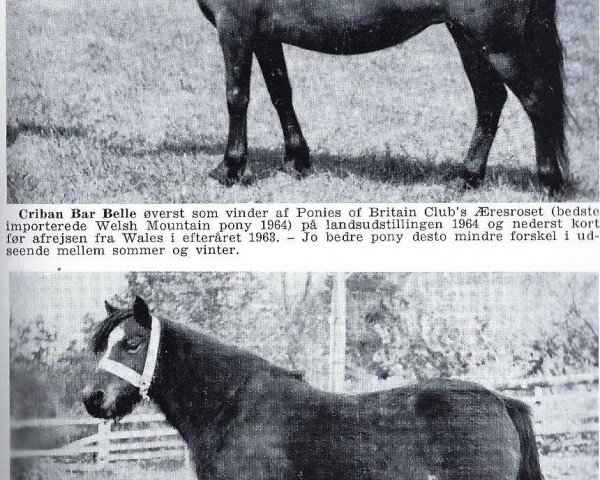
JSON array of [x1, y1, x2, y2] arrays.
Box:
[[279, 162, 298, 178], [208, 162, 252, 187], [240, 167, 254, 186], [279, 162, 313, 179], [208, 162, 229, 185], [296, 165, 313, 179], [546, 186, 565, 198], [461, 171, 483, 190], [225, 169, 253, 187], [539, 173, 566, 197]]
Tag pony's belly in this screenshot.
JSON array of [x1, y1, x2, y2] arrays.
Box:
[[258, 3, 444, 54]]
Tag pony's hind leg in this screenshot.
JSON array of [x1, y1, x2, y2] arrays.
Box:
[[217, 16, 254, 184], [449, 26, 507, 188], [255, 42, 311, 176], [486, 49, 566, 193], [484, 0, 568, 194]]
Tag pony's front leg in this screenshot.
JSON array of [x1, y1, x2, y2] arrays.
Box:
[[255, 42, 311, 177], [218, 16, 254, 185]]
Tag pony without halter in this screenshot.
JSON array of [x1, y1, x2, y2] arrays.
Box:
[[97, 315, 161, 400]]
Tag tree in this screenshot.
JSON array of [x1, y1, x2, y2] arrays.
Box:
[[118, 272, 331, 386], [10, 315, 57, 369], [521, 275, 598, 376], [347, 284, 496, 381], [345, 273, 599, 386], [10, 313, 99, 417]]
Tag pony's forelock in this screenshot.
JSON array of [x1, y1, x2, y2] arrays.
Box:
[[91, 308, 134, 354]]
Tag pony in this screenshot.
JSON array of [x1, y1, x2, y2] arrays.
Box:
[[83, 297, 544, 480], [194, 0, 568, 192]]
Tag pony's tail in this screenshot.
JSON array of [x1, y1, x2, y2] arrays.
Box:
[[525, 0, 569, 176], [505, 398, 544, 480]]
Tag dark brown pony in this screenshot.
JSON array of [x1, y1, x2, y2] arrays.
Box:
[[197, 0, 568, 192], [83, 297, 544, 480]]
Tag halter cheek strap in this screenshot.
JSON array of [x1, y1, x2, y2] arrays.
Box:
[[97, 316, 161, 400]]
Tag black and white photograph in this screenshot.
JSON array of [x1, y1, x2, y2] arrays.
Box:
[[4, 1, 600, 478], [9, 272, 599, 479], [6, 0, 598, 203]]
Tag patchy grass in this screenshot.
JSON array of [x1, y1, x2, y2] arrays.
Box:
[[6, 0, 598, 203], [11, 461, 190, 480], [541, 452, 598, 480], [12, 450, 598, 480]]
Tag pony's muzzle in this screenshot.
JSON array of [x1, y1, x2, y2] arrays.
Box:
[[83, 386, 107, 417]]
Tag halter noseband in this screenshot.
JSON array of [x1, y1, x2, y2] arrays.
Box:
[[97, 315, 161, 400]]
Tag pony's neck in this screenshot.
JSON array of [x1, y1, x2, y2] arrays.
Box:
[[149, 321, 258, 442]]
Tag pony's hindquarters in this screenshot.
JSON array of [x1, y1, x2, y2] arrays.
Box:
[[504, 398, 545, 480], [447, 0, 567, 192], [414, 387, 522, 480]]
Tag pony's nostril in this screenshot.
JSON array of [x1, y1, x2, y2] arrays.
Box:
[[91, 390, 105, 407], [85, 390, 105, 410]]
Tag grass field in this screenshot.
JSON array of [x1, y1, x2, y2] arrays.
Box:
[[16, 450, 599, 480], [6, 0, 599, 203]]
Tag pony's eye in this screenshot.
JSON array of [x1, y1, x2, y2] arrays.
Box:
[[124, 340, 141, 352]]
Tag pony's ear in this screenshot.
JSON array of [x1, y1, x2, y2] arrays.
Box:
[[105, 300, 118, 315], [133, 296, 152, 329]]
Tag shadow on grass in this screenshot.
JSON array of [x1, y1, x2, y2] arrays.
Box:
[[7, 121, 565, 195], [7, 122, 88, 147], [7, 121, 225, 156], [149, 142, 589, 199], [237, 147, 542, 193]]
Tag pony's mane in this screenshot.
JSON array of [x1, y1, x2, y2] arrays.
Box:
[[91, 306, 305, 381], [91, 308, 134, 354], [165, 318, 306, 381]]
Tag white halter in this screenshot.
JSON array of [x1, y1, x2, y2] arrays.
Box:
[[97, 315, 161, 400]]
